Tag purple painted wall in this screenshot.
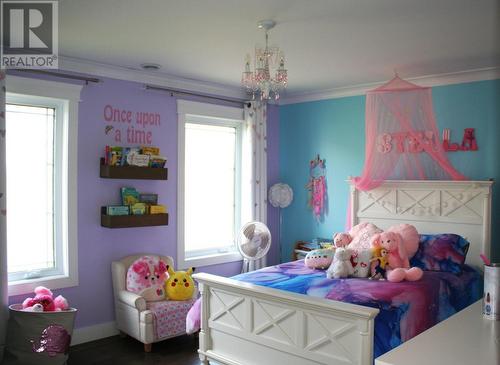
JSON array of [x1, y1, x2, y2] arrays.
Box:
[[8, 74, 280, 329]]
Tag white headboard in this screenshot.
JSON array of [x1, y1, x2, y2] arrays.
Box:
[[349, 180, 493, 269]]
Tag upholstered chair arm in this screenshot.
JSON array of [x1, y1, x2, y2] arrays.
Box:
[[117, 290, 146, 311]]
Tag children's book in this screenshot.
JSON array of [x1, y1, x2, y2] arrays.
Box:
[[139, 193, 158, 205], [122, 147, 141, 166], [141, 146, 160, 155], [149, 155, 166, 168], [121, 187, 140, 206], [108, 146, 123, 166]]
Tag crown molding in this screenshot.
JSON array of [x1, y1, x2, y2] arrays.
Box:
[[279, 66, 500, 105], [58, 55, 248, 100], [55, 56, 500, 106]]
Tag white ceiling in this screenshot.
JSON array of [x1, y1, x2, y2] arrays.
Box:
[[58, 0, 500, 98]]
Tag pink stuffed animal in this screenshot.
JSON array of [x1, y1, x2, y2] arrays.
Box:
[[370, 225, 423, 282], [348, 222, 383, 250], [22, 286, 69, 312], [126, 256, 168, 301]]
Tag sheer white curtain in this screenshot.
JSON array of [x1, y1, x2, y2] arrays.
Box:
[[241, 101, 268, 270], [0, 70, 7, 361]]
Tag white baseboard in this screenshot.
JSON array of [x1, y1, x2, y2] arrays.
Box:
[[71, 321, 119, 346]]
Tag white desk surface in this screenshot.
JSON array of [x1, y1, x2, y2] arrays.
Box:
[[376, 300, 500, 365]]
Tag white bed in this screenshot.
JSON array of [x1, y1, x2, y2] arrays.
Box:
[[192, 180, 493, 365]]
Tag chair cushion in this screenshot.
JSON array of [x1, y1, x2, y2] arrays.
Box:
[[146, 298, 196, 339]]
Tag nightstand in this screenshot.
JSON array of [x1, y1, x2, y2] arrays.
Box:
[[376, 300, 499, 365]]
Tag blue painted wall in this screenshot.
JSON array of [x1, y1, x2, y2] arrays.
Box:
[[279, 79, 500, 262]]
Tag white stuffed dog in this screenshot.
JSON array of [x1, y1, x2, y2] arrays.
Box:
[[326, 247, 354, 279]]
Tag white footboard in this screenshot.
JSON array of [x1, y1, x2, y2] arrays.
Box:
[[193, 273, 379, 365]]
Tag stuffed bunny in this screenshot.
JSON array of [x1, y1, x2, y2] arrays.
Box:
[[370, 230, 423, 282], [326, 247, 354, 279]]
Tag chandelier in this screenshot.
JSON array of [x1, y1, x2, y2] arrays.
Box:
[[241, 20, 288, 101]]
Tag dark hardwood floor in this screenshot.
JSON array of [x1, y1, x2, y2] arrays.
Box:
[[69, 334, 202, 365]]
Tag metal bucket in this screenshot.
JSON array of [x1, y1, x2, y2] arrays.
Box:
[[3, 304, 77, 365], [484, 263, 500, 320]]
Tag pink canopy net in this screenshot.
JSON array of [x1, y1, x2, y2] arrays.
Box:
[[347, 76, 466, 228]]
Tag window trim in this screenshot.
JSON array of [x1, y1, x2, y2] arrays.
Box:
[[6, 76, 81, 296], [177, 100, 244, 269], [6, 98, 62, 282]]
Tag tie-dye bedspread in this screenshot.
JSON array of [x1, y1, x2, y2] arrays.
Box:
[[187, 260, 481, 358]]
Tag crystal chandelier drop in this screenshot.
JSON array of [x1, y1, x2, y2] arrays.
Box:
[[241, 20, 288, 101]]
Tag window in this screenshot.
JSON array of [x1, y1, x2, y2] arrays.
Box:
[[178, 100, 244, 268], [6, 76, 81, 295]]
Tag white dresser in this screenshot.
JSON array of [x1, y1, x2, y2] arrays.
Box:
[[376, 300, 499, 365]]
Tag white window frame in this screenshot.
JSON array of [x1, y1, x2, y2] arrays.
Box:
[[177, 100, 244, 269], [6, 76, 81, 296]]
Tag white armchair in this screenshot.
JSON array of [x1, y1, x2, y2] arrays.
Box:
[[112, 253, 177, 352]]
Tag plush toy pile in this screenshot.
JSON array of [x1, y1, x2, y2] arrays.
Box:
[[22, 286, 69, 312], [306, 223, 424, 282], [126, 255, 196, 301], [369, 224, 423, 282]]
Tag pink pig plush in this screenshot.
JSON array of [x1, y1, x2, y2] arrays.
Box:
[[126, 256, 168, 301], [370, 224, 423, 282]]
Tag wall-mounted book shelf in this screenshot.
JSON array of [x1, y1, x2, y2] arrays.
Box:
[[101, 207, 168, 228], [99, 158, 168, 180]]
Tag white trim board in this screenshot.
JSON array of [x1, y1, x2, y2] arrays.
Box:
[[71, 321, 119, 346], [279, 66, 500, 105], [59, 55, 247, 101], [176, 99, 244, 269], [6, 76, 80, 296]]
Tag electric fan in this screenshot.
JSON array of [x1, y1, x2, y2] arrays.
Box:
[[237, 221, 272, 273]]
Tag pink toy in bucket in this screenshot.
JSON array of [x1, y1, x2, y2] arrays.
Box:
[[22, 286, 69, 312]]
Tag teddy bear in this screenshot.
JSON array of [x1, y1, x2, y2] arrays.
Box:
[[326, 247, 354, 279], [333, 232, 352, 248], [126, 256, 168, 301], [165, 265, 196, 301], [461, 128, 477, 151], [329, 223, 381, 278], [370, 224, 423, 282], [22, 286, 69, 312]]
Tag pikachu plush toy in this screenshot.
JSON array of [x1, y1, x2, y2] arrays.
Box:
[[165, 265, 196, 300]]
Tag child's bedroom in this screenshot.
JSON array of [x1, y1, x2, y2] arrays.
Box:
[[0, 1, 499, 364]]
